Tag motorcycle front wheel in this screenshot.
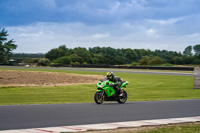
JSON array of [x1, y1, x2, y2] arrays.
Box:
[[94, 91, 104, 104], [117, 90, 127, 104]]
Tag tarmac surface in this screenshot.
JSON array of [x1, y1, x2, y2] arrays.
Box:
[[0, 99, 200, 130]]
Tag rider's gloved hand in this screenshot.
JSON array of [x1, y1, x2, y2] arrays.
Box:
[[106, 82, 114, 86]]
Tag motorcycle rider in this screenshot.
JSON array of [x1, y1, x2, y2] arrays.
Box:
[[106, 71, 123, 96]]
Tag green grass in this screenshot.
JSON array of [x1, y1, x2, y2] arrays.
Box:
[[0, 85, 95, 105], [136, 123, 200, 133], [106, 123, 200, 133], [0, 67, 200, 105]]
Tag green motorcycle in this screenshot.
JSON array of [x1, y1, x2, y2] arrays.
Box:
[[94, 77, 129, 104]]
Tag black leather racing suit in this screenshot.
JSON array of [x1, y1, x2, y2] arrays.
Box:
[[107, 75, 122, 94]]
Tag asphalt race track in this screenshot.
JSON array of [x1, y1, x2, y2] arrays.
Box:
[[0, 66, 193, 76], [0, 66, 196, 131], [0, 99, 200, 130]]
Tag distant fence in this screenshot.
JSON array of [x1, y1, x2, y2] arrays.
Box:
[[61, 64, 194, 71]]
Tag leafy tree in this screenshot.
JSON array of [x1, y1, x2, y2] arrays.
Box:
[[115, 55, 126, 65], [38, 58, 50, 66], [182, 55, 194, 64], [183, 45, 192, 56], [148, 56, 163, 66], [139, 49, 153, 57], [45, 45, 69, 61], [166, 51, 182, 64], [0, 28, 17, 64], [58, 45, 68, 52], [172, 56, 183, 64], [114, 49, 126, 65], [193, 44, 200, 55], [73, 47, 92, 64], [153, 50, 168, 63], [92, 54, 104, 64], [139, 56, 150, 66], [123, 48, 138, 64], [45, 48, 63, 61], [89, 47, 119, 65], [69, 54, 83, 63], [89, 46, 102, 54], [134, 49, 142, 60], [101, 47, 117, 65], [193, 59, 200, 65], [12, 53, 45, 59], [52, 56, 71, 65]]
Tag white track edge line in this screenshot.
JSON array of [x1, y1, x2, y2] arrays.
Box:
[[0, 116, 200, 133]]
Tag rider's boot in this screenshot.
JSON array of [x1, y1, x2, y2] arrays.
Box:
[[119, 89, 123, 96]]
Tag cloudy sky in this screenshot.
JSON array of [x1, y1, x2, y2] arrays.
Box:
[[1, 0, 200, 53]]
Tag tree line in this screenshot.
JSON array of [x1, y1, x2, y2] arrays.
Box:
[[12, 53, 45, 59], [43, 44, 200, 66]]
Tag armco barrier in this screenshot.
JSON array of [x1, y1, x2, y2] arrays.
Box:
[[71, 65, 194, 71]]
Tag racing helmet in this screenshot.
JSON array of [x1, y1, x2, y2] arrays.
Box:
[[106, 71, 114, 80]]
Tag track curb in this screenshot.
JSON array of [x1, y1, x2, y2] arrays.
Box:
[[1, 116, 200, 133]]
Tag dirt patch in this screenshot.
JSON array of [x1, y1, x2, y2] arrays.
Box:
[[0, 70, 103, 87]]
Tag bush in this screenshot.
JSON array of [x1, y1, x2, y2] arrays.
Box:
[[38, 58, 50, 66], [193, 59, 200, 65], [74, 61, 80, 65], [163, 63, 174, 66], [71, 61, 80, 66], [131, 62, 138, 67], [148, 56, 163, 66], [69, 54, 83, 63], [52, 56, 71, 65], [172, 56, 183, 64], [22, 58, 39, 64], [139, 56, 150, 66], [82, 62, 88, 65]]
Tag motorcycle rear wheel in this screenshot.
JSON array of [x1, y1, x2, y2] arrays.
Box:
[[117, 90, 127, 104], [94, 91, 104, 104]]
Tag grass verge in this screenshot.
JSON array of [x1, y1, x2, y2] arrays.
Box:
[[83, 122, 200, 133], [136, 123, 200, 133], [0, 67, 199, 105]]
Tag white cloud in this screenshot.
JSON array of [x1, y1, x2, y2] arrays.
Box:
[[147, 17, 183, 25], [18, 32, 44, 37], [92, 32, 110, 39], [146, 29, 158, 37], [37, 0, 56, 9], [187, 33, 200, 38], [110, 1, 120, 13], [6, 18, 200, 53]]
